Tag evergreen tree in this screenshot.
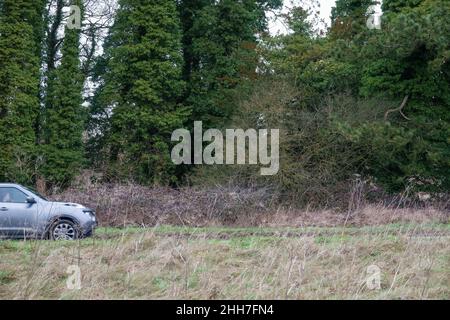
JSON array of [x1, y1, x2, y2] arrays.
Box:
[[40, 0, 86, 188], [272, 3, 363, 107], [330, 0, 375, 40], [0, 0, 44, 183], [382, 0, 424, 13], [178, 0, 282, 127], [266, 0, 449, 194], [356, 0, 450, 191], [94, 0, 189, 184]]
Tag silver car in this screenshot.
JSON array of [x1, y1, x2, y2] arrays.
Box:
[[0, 183, 97, 240]]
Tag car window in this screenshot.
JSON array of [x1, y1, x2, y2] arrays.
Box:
[[0, 188, 28, 203], [22, 186, 48, 201]]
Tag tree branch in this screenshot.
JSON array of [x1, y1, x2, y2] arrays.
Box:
[[385, 95, 411, 121]]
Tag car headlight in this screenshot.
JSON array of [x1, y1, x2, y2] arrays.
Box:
[[83, 210, 96, 222]]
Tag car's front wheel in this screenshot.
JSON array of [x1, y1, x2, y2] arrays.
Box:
[[50, 220, 79, 240]]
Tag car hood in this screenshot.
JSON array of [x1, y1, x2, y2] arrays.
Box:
[[49, 202, 91, 210]]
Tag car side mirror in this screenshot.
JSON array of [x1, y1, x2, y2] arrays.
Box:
[[26, 197, 37, 204]]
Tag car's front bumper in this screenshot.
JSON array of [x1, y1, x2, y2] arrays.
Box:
[[80, 220, 98, 238]]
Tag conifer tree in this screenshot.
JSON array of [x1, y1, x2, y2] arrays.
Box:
[[40, 0, 86, 188], [94, 0, 188, 184], [358, 0, 450, 191], [382, 0, 424, 13], [178, 0, 283, 127], [330, 0, 375, 40], [0, 0, 44, 183]]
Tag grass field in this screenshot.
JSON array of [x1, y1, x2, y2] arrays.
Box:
[[0, 223, 449, 300]]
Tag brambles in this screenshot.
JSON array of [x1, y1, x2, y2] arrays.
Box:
[[49, 181, 448, 228]]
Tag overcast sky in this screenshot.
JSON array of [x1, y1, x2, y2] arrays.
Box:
[[269, 0, 337, 34]]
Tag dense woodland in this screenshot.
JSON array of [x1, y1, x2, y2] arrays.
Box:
[[0, 0, 449, 206]]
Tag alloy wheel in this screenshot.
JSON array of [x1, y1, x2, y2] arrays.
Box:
[[52, 222, 76, 240]]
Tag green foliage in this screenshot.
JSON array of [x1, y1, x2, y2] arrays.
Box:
[[0, 0, 43, 183], [191, 78, 399, 207], [267, 4, 365, 107], [93, 0, 189, 185], [337, 121, 449, 191], [265, 6, 323, 75], [331, 0, 375, 21], [330, 0, 375, 40], [232, 0, 449, 199], [382, 0, 424, 13], [361, 1, 450, 103], [0, 0, 447, 199], [298, 59, 360, 106], [39, 0, 86, 188], [357, 0, 450, 191], [88, 0, 282, 184], [179, 0, 282, 127]]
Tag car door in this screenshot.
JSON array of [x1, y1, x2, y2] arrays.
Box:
[[0, 187, 37, 238]]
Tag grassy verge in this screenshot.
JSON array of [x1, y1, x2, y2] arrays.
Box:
[[0, 223, 449, 299]]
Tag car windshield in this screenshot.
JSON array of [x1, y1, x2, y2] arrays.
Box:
[[23, 186, 49, 201]]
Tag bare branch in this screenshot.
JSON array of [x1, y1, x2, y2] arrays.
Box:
[[385, 95, 411, 121]]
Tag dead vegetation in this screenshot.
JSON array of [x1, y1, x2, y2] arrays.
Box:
[[50, 181, 449, 228], [0, 225, 448, 300], [1, 181, 440, 300]]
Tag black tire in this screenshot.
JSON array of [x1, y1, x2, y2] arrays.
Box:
[[49, 219, 80, 241]]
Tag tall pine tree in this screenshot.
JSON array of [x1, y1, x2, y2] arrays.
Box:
[[93, 0, 189, 184], [382, 0, 424, 13], [178, 0, 282, 127], [0, 0, 44, 183], [330, 0, 375, 40], [357, 0, 450, 191], [40, 0, 86, 188]]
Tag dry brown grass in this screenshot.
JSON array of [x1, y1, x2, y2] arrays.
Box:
[[263, 205, 449, 228], [51, 182, 449, 228], [0, 224, 449, 300], [2, 182, 446, 300]]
